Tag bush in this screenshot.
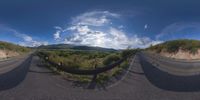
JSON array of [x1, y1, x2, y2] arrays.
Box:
[[37, 50, 116, 69], [38, 49, 131, 84], [121, 49, 139, 58], [96, 73, 110, 84], [103, 54, 120, 65], [148, 39, 200, 54], [0, 41, 30, 53]]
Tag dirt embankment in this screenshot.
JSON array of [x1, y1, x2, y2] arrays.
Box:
[[0, 50, 19, 59], [153, 49, 200, 60]]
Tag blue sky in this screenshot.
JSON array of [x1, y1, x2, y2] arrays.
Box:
[[1, 0, 200, 49]]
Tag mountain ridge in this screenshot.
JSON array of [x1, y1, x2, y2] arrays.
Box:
[[38, 44, 117, 52]]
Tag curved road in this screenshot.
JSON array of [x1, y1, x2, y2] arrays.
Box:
[[0, 53, 200, 100]]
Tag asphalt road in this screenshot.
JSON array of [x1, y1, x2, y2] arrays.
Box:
[[141, 52, 200, 76], [1, 53, 200, 100], [0, 55, 30, 74]]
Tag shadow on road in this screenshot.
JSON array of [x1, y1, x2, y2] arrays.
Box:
[[87, 74, 98, 89], [70, 75, 107, 90], [0, 56, 32, 91], [71, 66, 132, 90], [139, 54, 200, 92]]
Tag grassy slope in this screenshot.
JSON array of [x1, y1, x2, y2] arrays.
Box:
[[0, 41, 30, 53], [147, 39, 200, 54]]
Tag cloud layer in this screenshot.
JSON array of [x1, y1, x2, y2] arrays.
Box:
[[54, 11, 161, 49], [15, 33, 48, 47], [0, 25, 48, 47]]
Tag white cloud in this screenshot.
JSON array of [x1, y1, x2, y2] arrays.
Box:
[[54, 31, 61, 40], [0, 26, 48, 47], [54, 11, 161, 49], [53, 26, 62, 40], [144, 24, 148, 29], [72, 11, 120, 26], [118, 25, 124, 29], [53, 26, 68, 41], [65, 25, 161, 49], [14, 33, 48, 47], [54, 26, 63, 30], [14, 33, 33, 42]]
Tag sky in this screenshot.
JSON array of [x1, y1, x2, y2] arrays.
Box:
[[1, 0, 200, 49]]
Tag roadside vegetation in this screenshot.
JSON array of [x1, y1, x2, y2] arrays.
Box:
[[0, 41, 30, 53], [0, 41, 30, 59], [37, 49, 138, 84], [147, 39, 200, 54]]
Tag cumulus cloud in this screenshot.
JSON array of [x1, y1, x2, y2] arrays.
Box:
[[54, 31, 61, 40], [54, 11, 161, 49], [53, 26, 62, 40], [72, 11, 120, 26]]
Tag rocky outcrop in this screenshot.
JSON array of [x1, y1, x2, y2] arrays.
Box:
[[159, 49, 200, 60], [0, 50, 19, 59]]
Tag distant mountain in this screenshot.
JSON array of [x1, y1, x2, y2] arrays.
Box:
[[38, 44, 74, 49], [38, 44, 117, 52]]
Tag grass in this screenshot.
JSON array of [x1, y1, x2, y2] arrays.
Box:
[[37, 50, 117, 70], [0, 41, 30, 53], [148, 39, 200, 54], [37, 49, 136, 84]]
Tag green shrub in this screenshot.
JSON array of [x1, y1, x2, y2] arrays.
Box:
[[96, 73, 110, 84], [121, 49, 139, 58], [148, 39, 200, 54], [120, 60, 129, 68], [0, 41, 30, 53], [38, 49, 132, 84], [103, 54, 120, 65]]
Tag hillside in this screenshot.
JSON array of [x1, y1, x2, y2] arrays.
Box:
[[0, 41, 30, 59], [38, 44, 117, 52], [147, 39, 200, 60]]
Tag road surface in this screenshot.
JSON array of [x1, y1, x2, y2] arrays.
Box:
[[0, 53, 200, 100]]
